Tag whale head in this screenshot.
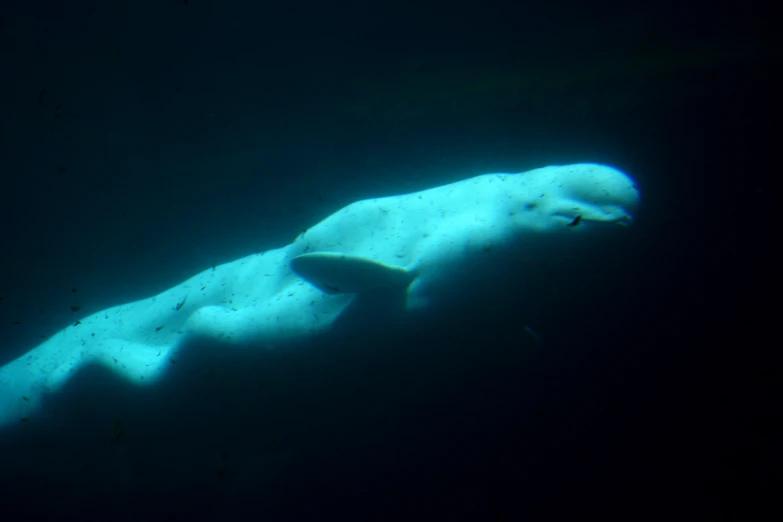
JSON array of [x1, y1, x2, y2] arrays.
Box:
[[399, 163, 641, 310], [514, 163, 640, 230]]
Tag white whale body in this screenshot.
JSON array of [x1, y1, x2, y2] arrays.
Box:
[[0, 163, 639, 428]]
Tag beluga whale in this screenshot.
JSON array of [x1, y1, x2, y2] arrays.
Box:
[[0, 163, 640, 429]]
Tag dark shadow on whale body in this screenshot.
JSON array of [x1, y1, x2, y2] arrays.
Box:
[[0, 232, 639, 520], [0, 300, 540, 519]]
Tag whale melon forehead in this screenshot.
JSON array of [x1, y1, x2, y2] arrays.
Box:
[[548, 163, 639, 208]]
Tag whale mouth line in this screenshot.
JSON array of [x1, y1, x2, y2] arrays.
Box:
[[553, 211, 634, 227]]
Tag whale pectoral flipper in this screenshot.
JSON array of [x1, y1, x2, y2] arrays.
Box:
[[291, 252, 414, 294]]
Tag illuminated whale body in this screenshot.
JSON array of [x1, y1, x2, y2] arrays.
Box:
[[0, 163, 639, 428]]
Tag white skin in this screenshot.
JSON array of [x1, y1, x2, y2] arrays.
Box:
[[0, 163, 639, 428]]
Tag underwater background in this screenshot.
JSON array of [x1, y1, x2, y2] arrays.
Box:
[[0, 0, 774, 520]]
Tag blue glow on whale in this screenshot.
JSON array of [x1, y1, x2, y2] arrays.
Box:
[[0, 163, 640, 429]]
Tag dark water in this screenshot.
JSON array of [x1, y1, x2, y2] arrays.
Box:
[[0, 0, 774, 520]]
